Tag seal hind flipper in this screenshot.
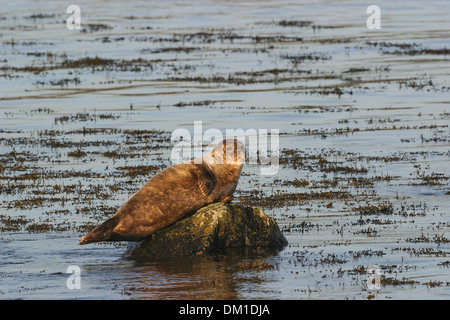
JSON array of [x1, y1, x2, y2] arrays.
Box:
[[79, 216, 120, 245], [192, 164, 217, 196]]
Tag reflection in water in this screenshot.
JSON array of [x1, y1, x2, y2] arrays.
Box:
[[117, 249, 280, 299]]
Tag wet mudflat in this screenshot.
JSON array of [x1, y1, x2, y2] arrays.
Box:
[[0, 0, 449, 299]]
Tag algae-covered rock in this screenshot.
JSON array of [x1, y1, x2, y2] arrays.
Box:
[[124, 203, 287, 261]]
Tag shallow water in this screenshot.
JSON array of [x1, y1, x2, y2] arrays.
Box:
[[0, 0, 449, 300]]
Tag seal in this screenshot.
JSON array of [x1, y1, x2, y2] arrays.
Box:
[[79, 138, 245, 245]]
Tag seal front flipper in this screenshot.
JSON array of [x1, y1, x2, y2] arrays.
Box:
[[191, 164, 217, 197]]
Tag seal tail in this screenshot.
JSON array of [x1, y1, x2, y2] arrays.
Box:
[[78, 217, 119, 245]]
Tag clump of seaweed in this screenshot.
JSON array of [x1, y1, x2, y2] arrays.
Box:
[[239, 258, 276, 272]]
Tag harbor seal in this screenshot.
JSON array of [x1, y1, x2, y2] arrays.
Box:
[[79, 138, 245, 245]]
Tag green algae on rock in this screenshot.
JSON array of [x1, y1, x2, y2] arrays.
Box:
[[124, 203, 288, 260]]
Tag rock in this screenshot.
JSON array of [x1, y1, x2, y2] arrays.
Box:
[[124, 203, 288, 261]]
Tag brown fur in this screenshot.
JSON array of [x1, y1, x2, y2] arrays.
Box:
[[79, 139, 245, 244]]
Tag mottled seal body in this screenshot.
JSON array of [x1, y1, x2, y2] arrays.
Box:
[[79, 139, 245, 245]]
